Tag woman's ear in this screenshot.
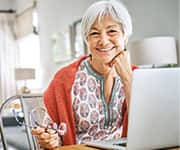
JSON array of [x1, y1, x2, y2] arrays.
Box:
[[124, 36, 128, 45], [124, 37, 128, 50]]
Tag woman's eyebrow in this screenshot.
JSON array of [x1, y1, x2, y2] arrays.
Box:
[[106, 25, 119, 29], [90, 27, 98, 31], [90, 24, 120, 31]]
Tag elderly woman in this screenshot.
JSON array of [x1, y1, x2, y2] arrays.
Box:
[[32, 0, 137, 149]]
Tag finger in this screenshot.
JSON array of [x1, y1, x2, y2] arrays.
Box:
[[38, 136, 58, 145], [38, 133, 59, 146], [39, 135, 59, 146], [37, 131, 58, 141], [46, 128, 57, 134], [36, 132, 52, 140], [119, 51, 131, 70], [32, 126, 45, 135], [109, 50, 127, 67], [114, 51, 129, 65], [111, 50, 124, 63], [112, 53, 124, 67], [113, 51, 132, 76], [48, 139, 59, 148], [40, 139, 59, 149]]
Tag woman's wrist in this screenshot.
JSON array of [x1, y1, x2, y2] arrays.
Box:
[[123, 73, 132, 111]]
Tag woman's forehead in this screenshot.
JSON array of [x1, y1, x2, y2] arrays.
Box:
[[90, 15, 121, 29], [95, 14, 116, 23]]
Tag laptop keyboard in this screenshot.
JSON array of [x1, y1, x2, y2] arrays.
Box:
[[113, 138, 127, 147], [113, 142, 127, 147]]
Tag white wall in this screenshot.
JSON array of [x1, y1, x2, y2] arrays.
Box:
[[0, 0, 15, 10], [0, 0, 33, 13], [37, 0, 179, 90], [122, 0, 179, 65], [15, 0, 33, 14], [178, 1, 180, 67], [122, 0, 179, 41], [37, 0, 97, 89]]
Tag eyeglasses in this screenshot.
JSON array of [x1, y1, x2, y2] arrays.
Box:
[[12, 107, 66, 136]]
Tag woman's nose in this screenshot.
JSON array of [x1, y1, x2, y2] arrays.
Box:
[[98, 33, 110, 46]]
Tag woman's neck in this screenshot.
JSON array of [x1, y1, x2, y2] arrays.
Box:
[[88, 58, 116, 77]]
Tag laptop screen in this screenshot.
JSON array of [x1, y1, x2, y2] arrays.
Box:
[[127, 68, 180, 149]]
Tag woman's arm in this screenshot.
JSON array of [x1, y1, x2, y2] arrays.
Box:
[[110, 50, 132, 111]]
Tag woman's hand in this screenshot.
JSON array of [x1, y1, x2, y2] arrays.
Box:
[[32, 126, 60, 149], [110, 50, 132, 110], [110, 50, 132, 81]]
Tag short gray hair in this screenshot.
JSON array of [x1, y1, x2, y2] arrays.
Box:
[[81, 0, 132, 43]]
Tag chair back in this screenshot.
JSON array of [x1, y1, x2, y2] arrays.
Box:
[[0, 94, 44, 150], [21, 94, 44, 150]]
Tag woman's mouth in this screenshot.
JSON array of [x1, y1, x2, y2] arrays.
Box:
[[96, 46, 115, 52]]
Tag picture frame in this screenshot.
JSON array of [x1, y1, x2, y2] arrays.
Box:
[[51, 28, 72, 63], [70, 19, 87, 58]]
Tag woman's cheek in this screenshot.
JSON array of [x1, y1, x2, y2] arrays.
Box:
[[116, 37, 125, 50]]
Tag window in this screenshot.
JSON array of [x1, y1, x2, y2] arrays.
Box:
[[17, 33, 41, 91]]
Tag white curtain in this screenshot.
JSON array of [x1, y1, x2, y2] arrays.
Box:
[[0, 14, 19, 101]]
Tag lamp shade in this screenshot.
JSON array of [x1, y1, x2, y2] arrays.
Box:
[[128, 36, 177, 66], [15, 68, 35, 80]]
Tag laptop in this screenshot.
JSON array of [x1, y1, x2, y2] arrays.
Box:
[[86, 68, 180, 150]]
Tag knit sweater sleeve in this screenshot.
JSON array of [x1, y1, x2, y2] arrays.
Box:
[[43, 78, 59, 123], [43, 56, 88, 124]]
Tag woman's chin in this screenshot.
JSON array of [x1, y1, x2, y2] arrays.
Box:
[[98, 57, 113, 65]]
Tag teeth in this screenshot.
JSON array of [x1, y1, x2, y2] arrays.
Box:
[[98, 48, 113, 51]]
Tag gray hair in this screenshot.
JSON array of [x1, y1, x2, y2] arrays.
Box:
[[81, 0, 132, 43]]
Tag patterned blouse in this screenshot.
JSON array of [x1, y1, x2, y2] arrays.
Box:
[[71, 59, 126, 144]]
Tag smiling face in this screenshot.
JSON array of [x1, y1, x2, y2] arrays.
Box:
[[87, 15, 127, 65]]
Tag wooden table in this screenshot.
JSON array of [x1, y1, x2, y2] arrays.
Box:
[[53, 144, 99, 150], [53, 144, 180, 150]]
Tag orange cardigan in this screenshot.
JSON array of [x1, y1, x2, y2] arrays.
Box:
[[43, 56, 138, 145]]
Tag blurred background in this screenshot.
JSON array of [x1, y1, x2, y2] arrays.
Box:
[[0, 0, 179, 149], [0, 0, 179, 100]]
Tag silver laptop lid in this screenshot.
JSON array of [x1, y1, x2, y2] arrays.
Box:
[[127, 68, 180, 150]]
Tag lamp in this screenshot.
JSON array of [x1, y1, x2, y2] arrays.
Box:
[[15, 68, 35, 94], [128, 36, 177, 67]]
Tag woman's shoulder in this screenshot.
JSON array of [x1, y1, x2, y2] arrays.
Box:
[[54, 55, 88, 80]]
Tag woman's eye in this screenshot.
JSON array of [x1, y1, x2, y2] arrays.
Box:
[[108, 30, 118, 34], [89, 32, 99, 36]]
